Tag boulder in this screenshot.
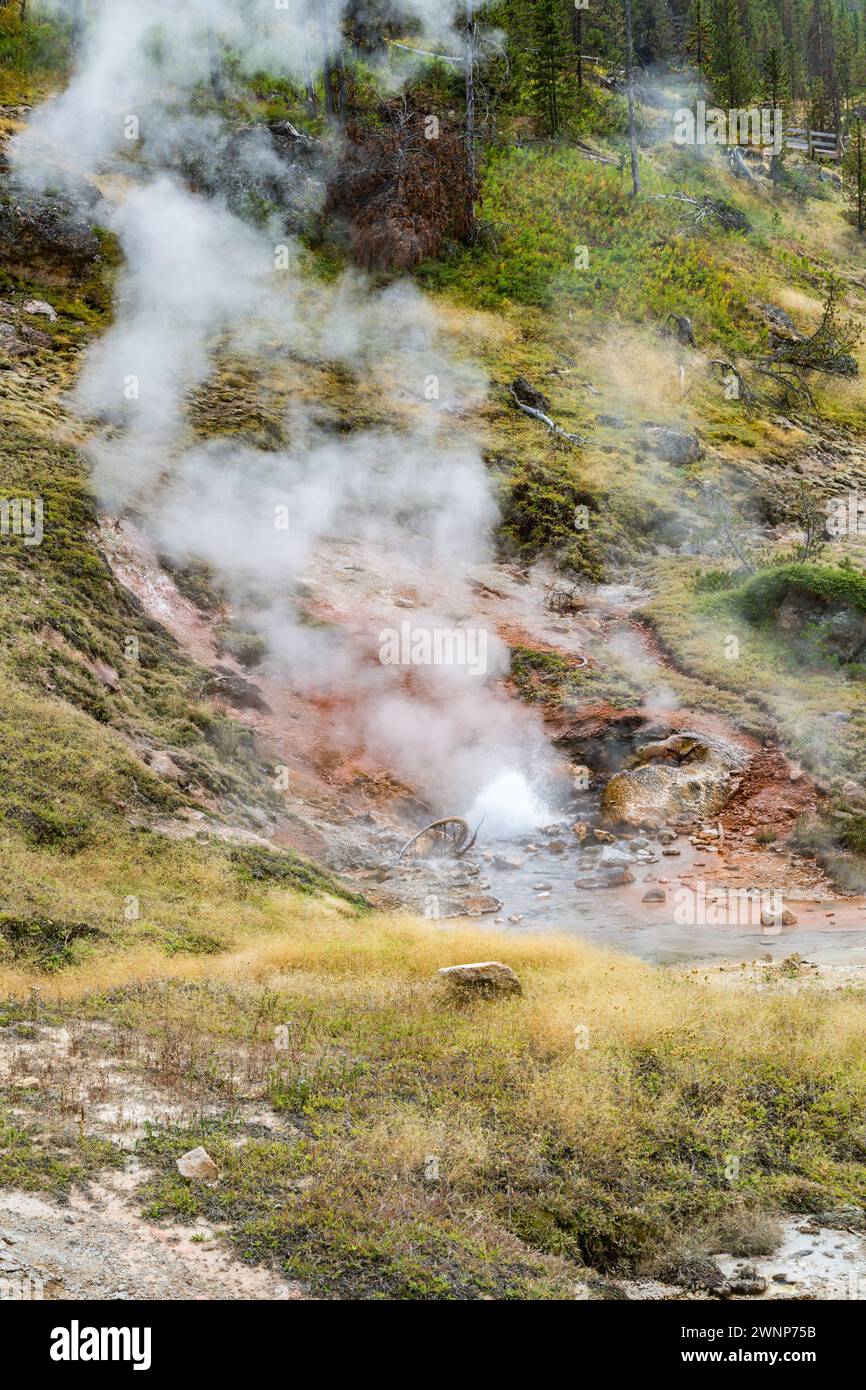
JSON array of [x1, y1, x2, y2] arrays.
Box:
[[602, 731, 747, 828], [642, 426, 704, 466], [0, 186, 101, 285], [0, 317, 51, 359], [176, 1147, 219, 1183], [757, 302, 802, 342], [437, 961, 522, 996], [22, 298, 58, 321], [725, 1264, 769, 1297], [841, 780, 866, 807], [760, 906, 797, 927], [206, 665, 271, 713], [491, 854, 523, 870], [511, 376, 551, 414]]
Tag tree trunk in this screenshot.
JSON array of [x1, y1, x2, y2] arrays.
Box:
[[206, 24, 224, 102], [301, 30, 317, 121], [333, 50, 347, 122], [572, 9, 583, 89], [623, 0, 641, 197], [465, 19, 478, 226], [322, 57, 336, 119]]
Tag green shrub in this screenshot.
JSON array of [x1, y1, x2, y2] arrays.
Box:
[[736, 564, 866, 624]]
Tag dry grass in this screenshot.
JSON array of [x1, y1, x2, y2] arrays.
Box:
[[3, 901, 865, 1296]]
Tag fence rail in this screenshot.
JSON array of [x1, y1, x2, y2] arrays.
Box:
[[769, 127, 840, 159]]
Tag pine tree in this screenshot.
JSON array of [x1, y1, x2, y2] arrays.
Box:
[[760, 43, 789, 111], [808, 75, 831, 133], [524, 0, 570, 135], [708, 0, 755, 108], [807, 0, 839, 129], [686, 0, 712, 76], [842, 116, 866, 233]]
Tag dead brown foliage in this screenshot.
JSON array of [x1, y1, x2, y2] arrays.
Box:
[[325, 104, 473, 271]]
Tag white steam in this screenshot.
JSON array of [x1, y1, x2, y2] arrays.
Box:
[[15, 0, 552, 821]]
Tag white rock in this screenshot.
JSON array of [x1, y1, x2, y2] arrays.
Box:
[[176, 1147, 219, 1183], [22, 298, 58, 322]]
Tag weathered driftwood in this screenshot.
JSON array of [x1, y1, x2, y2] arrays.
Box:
[[652, 192, 751, 232], [709, 358, 757, 408], [729, 146, 757, 182], [396, 816, 481, 864], [508, 386, 585, 445]]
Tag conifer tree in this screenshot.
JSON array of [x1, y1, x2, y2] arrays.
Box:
[[708, 0, 755, 108]]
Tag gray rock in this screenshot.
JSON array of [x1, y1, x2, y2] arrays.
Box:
[[491, 854, 523, 870], [642, 426, 704, 466], [22, 297, 58, 321], [437, 961, 522, 995], [0, 185, 101, 285]]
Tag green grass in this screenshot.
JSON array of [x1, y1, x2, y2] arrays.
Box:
[[18, 925, 866, 1298], [0, 7, 70, 103], [419, 146, 758, 351], [0, 422, 279, 816], [0, 1104, 122, 1197], [643, 558, 866, 785], [510, 645, 640, 708], [498, 456, 605, 579]]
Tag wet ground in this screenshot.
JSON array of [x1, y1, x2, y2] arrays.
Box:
[[100, 520, 866, 967], [394, 820, 866, 965]]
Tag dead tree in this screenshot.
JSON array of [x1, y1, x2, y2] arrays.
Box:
[[710, 358, 757, 411], [755, 277, 861, 408], [623, 0, 641, 197], [206, 24, 225, 103], [464, 16, 478, 227]]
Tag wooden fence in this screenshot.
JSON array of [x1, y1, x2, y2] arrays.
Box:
[[783, 128, 841, 160]]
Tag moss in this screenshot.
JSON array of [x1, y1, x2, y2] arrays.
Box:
[[499, 458, 604, 579], [0, 914, 104, 971], [0, 422, 276, 815], [159, 558, 226, 615], [228, 844, 368, 911], [216, 626, 267, 668], [736, 563, 866, 625]]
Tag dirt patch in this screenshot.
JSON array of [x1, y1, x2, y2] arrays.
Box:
[[0, 1173, 302, 1300], [719, 746, 819, 838]]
